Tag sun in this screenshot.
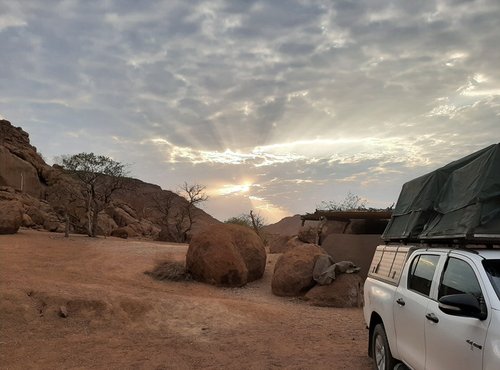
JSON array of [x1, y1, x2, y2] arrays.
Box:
[[218, 182, 252, 196]]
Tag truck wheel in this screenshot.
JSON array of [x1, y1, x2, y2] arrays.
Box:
[[372, 324, 397, 370]]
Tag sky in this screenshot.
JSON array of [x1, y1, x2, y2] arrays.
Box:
[[1, 0, 500, 223]]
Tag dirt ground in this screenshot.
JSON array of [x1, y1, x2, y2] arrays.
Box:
[[0, 229, 372, 370]]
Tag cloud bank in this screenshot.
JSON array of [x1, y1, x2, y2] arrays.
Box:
[[1, 0, 500, 222]]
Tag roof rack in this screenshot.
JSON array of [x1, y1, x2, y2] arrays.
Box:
[[384, 239, 500, 249]]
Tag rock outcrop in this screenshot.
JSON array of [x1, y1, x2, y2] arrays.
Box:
[[0, 118, 219, 237], [271, 242, 328, 296], [0, 120, 51, 198], [186, 224, 266, 287]]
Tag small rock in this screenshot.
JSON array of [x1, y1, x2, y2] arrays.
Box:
[[59, 305, 68, 318]]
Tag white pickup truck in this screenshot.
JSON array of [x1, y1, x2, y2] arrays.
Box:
[[363, 244, 500, 370]]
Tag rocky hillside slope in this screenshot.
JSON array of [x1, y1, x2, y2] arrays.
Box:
[[262, 215, 304, 237], [0, 119, 219, 239]]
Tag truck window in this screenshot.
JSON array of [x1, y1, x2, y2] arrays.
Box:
[[408, 254, 440, 296], [438, 257, 482, 299], [482, 259, 500, 300]]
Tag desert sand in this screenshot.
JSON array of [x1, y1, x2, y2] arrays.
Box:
[[0, 229, 372, 370]]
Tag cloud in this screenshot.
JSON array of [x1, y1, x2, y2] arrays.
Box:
[[147, 135, 448, 172], [0, 2, 28, 32], [1, 0, 500, 222], [0, 14, 27, 31], [149, 138, 305, 166]]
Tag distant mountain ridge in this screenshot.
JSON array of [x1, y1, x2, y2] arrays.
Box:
[[262, 214, 304, 236], [0, 119, 219, 240]]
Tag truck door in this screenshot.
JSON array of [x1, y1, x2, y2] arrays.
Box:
[[425, 256, 490, 370], [394, 253, 441, 369]]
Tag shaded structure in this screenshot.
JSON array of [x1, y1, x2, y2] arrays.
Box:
[[301, 210, 392, 235], [299, 210, 392, 279]]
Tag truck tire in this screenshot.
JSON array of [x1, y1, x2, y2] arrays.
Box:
[[372, 324, 397, 370]]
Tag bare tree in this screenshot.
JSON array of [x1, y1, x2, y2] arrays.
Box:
[[151, 190, 178, 242], [152, 182, 208, 242], [249, 210, 265, 236], [45, 168, 86, 237], [319, 191, 367, 211], [49, 178, 84, 237], [225, 210, 266, 237], [60, 152, 127, 237], [151, 191, 177, 224], [176, 182, 208, 242]]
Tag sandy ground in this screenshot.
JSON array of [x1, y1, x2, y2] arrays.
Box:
[[0, 229, 372, 370]]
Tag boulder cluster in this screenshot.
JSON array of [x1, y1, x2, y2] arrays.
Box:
[[184, 223, 363, 307], [270, 226, 363, 307]]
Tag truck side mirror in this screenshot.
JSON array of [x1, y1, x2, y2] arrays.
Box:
[[438, 294, 487, 320]]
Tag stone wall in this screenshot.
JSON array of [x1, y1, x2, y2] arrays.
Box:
[[320, 233, 382, 280]]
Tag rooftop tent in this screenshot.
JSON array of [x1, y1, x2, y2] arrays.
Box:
[[382, 143, 500, 243]]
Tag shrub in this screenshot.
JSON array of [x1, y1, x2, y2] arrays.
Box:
[[145, 260, 191, 282]]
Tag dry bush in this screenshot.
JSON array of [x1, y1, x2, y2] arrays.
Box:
[[145, 260, 191, 282]]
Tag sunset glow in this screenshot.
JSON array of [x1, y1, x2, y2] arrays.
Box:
[[218, 183, 252, 196]]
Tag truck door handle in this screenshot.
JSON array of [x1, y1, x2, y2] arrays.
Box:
[[425, 313, 439, 323], [396, 298, 406, 306]]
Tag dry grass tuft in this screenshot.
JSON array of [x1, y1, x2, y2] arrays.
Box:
[[145, 260, 191, 282]]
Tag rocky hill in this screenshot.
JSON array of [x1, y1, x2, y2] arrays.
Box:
[[0, 119, 219, 239], [262, 215, 305, 237]]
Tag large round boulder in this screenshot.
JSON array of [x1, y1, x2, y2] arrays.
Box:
[[0, 200, 23, 234], [186, 224, 266, 287], [271, 243, 328, 297], [304, 273, 364, 307]]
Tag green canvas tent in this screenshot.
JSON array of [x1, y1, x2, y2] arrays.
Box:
[[383, 143, 500, 243]]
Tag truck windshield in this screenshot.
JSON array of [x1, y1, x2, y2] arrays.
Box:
[[483, 260, 500, 301]]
